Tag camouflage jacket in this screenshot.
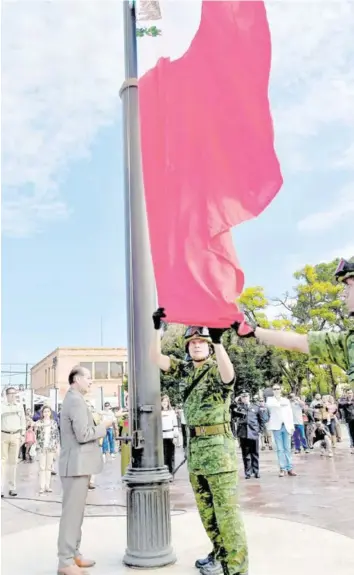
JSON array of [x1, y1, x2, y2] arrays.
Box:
[[168, 356, 237, 475], [308, 317, 354, 384]]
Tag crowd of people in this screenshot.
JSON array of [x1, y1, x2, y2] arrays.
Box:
[[1, 383, 353, 499], [0, 387, 130, 497], [230, 387, 354, 479]]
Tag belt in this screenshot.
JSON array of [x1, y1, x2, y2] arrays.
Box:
[[2, 430, 21, 435], [189, 423, 231, 438]]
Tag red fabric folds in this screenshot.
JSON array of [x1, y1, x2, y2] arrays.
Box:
[[139, 1, 283, 327]]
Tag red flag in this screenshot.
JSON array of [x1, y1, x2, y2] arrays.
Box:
[[139, 1, 283, 327]]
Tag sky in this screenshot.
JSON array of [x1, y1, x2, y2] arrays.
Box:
[[1, 0, 354, 372]]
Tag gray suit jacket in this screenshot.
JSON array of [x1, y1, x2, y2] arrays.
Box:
[[59, 387, 106, 477]]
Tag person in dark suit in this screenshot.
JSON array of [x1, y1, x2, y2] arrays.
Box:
[[233, 391, 267, 479], [57, 366, 112, 575]]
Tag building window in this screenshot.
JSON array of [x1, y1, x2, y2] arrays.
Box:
[[124, 362, 128, 374], [80, 362, 93, 375], [110, 361, 123, 379], [45, 368, 48, 387], [94, 362, 109, 380]]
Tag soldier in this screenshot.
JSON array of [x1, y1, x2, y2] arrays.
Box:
[[232, 391, 266, 479], [230, 257, 354, 393], [150, 309, 248, 575]]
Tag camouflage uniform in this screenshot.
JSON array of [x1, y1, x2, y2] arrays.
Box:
[[168, 357, 248, 575], [308, 315, 354, 385]]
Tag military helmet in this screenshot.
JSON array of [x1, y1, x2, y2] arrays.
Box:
[[335, 257, 354, 283], [184, 326, 212, 351]]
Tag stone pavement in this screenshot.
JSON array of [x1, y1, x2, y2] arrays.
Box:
[[1, 432, 354, 574], [2, 511, 354, 575]]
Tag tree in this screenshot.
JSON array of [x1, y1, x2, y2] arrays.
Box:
[[273, 260, 345, 331], [160, 324, 185, 405], [271, 259, 347, 395]]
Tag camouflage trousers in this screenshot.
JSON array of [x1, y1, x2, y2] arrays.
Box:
[[190, 471, 248, 575]]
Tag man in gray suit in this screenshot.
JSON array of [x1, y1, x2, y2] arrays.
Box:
[[57, 366, 113, 575]]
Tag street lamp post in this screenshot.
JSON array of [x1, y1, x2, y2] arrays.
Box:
[[120, 1, 175, 569]]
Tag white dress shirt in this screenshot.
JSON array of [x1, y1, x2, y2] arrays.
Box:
[[266, 396, 294, 434], [162, 410, 178, 439], [1, 401, 26, 434]]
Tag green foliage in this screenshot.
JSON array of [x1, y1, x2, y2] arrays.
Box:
[[272, 260, 347, 395], [136, 26, 161, 37], [160, 324, 185, 405]]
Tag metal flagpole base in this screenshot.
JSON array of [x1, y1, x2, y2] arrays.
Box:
[[123, 467, 177, 568]]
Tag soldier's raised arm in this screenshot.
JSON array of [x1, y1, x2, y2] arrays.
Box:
[[207, 328, 235, 384], [255, 327, 309, 353], [231, 257, 354, 380], [149, 308, 171, 372]]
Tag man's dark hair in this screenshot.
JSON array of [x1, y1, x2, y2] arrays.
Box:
[[68, 366, 85, 385], [6, 386, 17, 395]]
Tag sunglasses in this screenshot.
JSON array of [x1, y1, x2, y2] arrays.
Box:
[[273, 387, 281, 391]]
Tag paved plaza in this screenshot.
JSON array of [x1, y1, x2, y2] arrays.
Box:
[[1, 436, 354, 574]]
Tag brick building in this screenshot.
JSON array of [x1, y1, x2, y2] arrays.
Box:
[[31, 347, 128, 405]]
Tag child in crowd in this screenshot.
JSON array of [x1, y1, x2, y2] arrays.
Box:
[[24, 422, 36, 462]]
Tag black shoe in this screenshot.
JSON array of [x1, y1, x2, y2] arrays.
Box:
[[51, 470, 57, 476], [1, 494, 4, 498], [245, 475, 251, 480], [9, 490, 17, 497], [254, 473, 260, 479], [195, 553, 214, 569]]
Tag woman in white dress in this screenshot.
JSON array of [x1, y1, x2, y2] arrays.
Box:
[[161, 395, 179, 474]]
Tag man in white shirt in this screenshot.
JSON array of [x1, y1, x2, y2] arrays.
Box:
[[266, 384, 296, 477], [1, 387, 26, 497]]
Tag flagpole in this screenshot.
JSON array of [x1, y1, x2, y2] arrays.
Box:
[[120, 1, 175, 568]]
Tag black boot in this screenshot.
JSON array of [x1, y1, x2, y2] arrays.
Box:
[[195, 552, 214, 569]]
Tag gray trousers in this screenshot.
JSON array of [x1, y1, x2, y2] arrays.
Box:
[[58, 475, 90, 568]]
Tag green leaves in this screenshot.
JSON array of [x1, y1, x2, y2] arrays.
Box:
[[136, 26, 162, 37]]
